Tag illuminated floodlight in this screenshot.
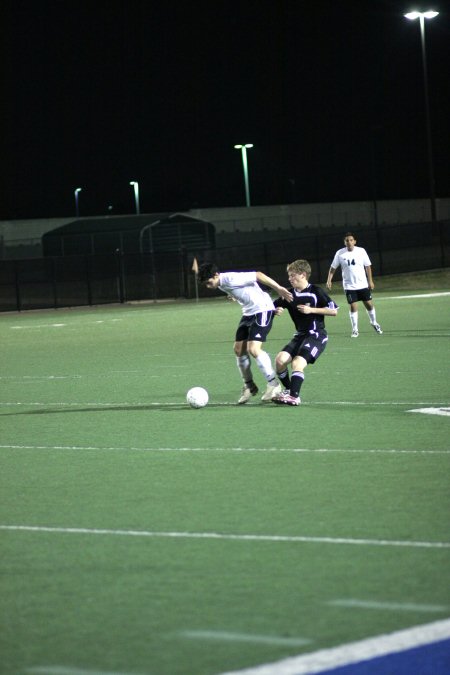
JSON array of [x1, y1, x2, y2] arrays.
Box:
[[74, 187, 82, 217], [403, 9, 439, 222], [234, 144, 254, 206], [404, 10, 439, 19], [129, 181, 140, 214]]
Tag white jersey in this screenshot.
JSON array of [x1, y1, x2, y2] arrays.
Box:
[[331, 245, 372, 290], [218, 272, 275, 316]]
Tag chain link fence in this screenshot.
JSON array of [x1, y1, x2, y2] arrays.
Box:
[[1, 221, 448, 312]]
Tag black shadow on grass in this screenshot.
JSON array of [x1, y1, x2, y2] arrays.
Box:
[[0, 403, 244, 416]]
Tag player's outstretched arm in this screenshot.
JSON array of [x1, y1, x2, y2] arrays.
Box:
[[256, 271, 293, 302], [297, 305, 338, 316]]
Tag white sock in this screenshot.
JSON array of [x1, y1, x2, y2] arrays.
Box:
[[350, 311, 358, 330], [367, 309, 377, 324], [255, 351, 277, 384], [236, 355, 253, 383]]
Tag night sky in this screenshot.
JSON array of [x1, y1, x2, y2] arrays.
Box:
[[2, 0, 449, 220]]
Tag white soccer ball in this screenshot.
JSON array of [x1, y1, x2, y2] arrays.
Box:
[[186, 386, 209, 408]]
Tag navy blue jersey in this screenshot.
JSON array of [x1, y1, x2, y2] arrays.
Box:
[[274, 283, 338, 335]]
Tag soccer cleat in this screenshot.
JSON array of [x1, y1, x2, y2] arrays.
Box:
[[372, 323, 383, 334], [272, 388, 290, 401], [238, 382, 259, 404], [283, 394, 301, 406], [272, 392, 301, 406], [351, 328, 359, 338], [261, 382, 282, 401]]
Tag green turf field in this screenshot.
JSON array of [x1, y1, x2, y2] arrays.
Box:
[[1, 271, 449, 675]]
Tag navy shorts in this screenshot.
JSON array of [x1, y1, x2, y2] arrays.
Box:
[[281, 331, 328, 364], [345, 287, 372, 304], [235, 311, 274, 343]]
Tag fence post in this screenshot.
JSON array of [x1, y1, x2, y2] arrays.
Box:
[[314, 234, 322, 281], [439, 221, 445, 266], [375, 224, 383, 275], [86, 255, 93, 306], [14, 260, 21, 312], [116, 250, 125, 303], [51, 257, 58, 309], [263, 242, 270, 275], [179, 247, 188, 297]]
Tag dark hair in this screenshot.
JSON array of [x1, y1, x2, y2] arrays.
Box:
[[198, 262, 219, 283], [344, 232, 356, 239]]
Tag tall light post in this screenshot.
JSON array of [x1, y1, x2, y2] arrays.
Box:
[[74, 187, 82, 217], [404, 10, 439, 222], [129, 181, 140, 214], [234, 144, 254, 207]]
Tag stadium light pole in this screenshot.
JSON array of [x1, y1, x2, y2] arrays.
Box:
[[129, 181, 140, 214], [404, 10, 439, 222], [74, 187, 82, 217], [234, 144, 254, 206]]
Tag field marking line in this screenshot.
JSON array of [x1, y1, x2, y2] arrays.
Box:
[[1, 525, 449, 549], [327, 599, 450, 613], [0, 375, 83, 380], [0, 401, 236, 408], [0, 444, 449, 455], [180, 630, 312, 647], [0, 400, 449, 408], [27, 667, 142, 675], [0, 402, 447, 414], [9, 318, 124, 330], [379, 291, 450, 300], [10, 323, 67, 329], [217, 618, 450, 674], [408, 407, 450, 417]]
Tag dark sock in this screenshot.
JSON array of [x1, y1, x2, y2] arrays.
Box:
[[290, 371, 304, 397], [278, 369, 291, 389]]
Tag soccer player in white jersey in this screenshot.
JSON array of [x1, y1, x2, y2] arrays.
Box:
[[326, 232, 382, 338], [198, 262, 293, 404]]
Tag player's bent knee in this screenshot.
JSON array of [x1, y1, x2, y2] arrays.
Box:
[[275, 352, 290, 370]]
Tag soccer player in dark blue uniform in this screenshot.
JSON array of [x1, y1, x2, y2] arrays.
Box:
[[273, 259, 338, 406]]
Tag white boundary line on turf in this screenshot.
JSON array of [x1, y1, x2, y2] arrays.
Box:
[[327, 598, 450, 613], [0, 400, 449, 407], [27, 667, 142, 675], [180, 631, 312, 647], [1, 525, 449, 549], [378, 291, 450, 300], [0, 444, 449, 455], [408, 407, 450, 417], [217, 618, 450, 675]]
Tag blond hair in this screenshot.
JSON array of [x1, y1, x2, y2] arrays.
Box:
[[286, 259, 311, 279]]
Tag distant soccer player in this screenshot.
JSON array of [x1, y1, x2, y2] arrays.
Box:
[[272, 259, 338, 406], [327, 232, 383, 338], [198, 263, 292, 404]]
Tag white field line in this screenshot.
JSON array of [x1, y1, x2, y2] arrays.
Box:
[[327, 599, 449, 613], [0, 444, 449, 455], [0, 375, 83, 380], [0, 401, 232, 407], [217, 618, 450, 675], [0, 400, 449, 408], [27, 667, 141, 675], [408, 407, 450, 417], [180, 631, 311, 647], [10, 318, 123, 329], [1, 525, 449, 549], [378, 291, 450, 300]]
